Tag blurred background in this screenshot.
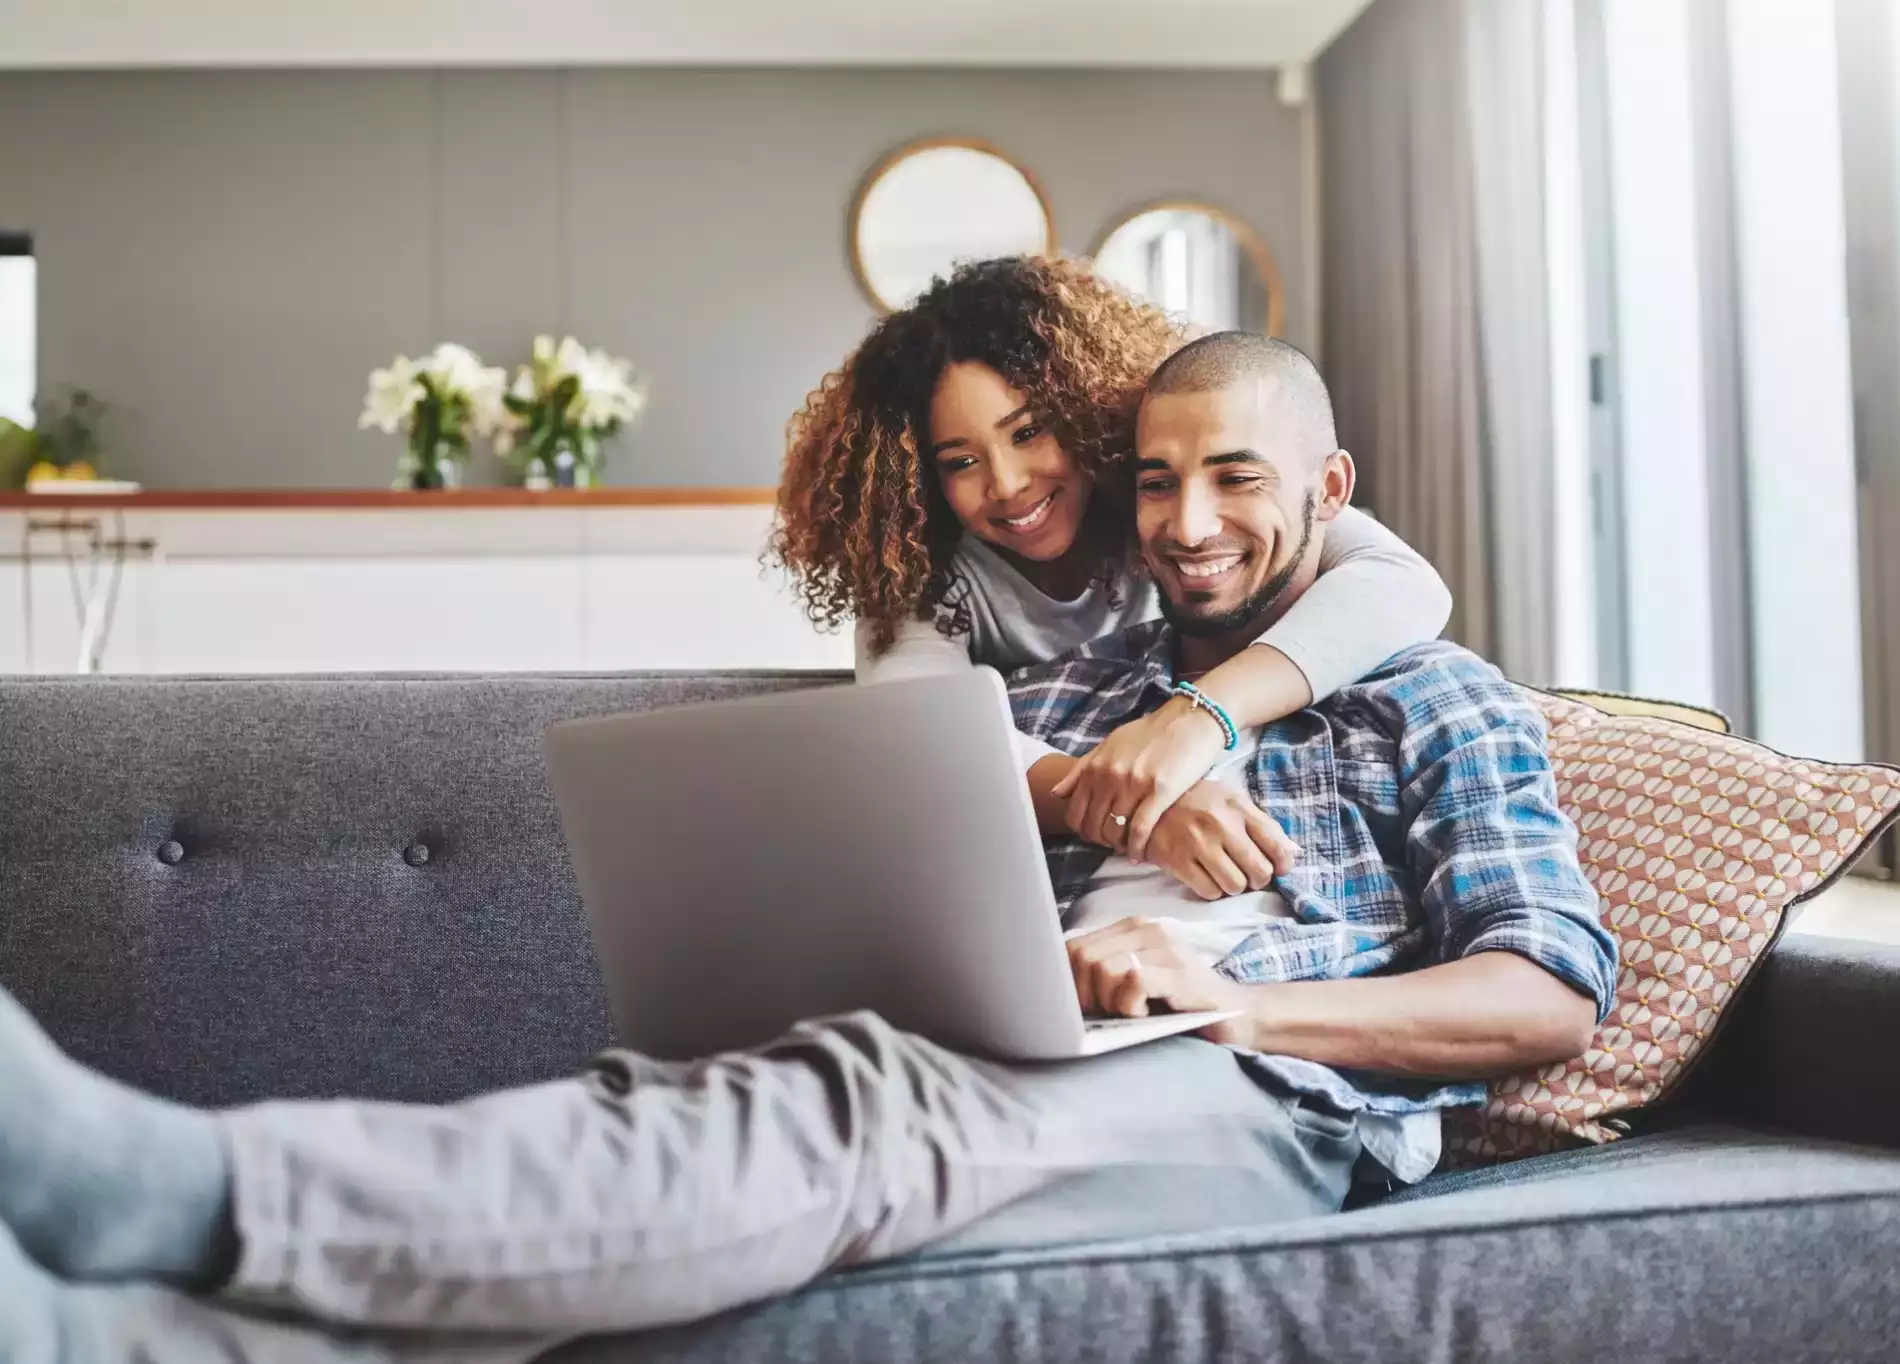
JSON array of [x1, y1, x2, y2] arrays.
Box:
[[1, 1, 1894, 825]]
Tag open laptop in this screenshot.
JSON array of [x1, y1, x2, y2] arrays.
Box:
[[543, 669, 1234, 1062]]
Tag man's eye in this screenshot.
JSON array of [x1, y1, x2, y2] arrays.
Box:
[[1219, 474, 1263, 489]]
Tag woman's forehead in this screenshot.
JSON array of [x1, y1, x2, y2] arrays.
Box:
[[929, 361, 1030, 422]]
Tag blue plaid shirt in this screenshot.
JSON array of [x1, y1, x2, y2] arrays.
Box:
[[1009, 622, 1617, 1118]]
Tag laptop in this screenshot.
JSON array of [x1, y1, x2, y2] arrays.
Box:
[[543, 669, 1234, 1062]]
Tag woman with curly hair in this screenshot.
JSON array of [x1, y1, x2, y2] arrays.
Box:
[[772, 256, 1451, 892]]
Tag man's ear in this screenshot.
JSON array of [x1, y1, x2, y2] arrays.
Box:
[[1313, 450, 1356, 521]]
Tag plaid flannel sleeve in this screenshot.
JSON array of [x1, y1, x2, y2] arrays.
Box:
[[1004, 622, 1169, 755], [1007, 663, 1100, 752], [1378, 651, 1619, 1020]]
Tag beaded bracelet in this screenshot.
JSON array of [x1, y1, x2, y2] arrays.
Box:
[[1172, 679, 1239, 751]]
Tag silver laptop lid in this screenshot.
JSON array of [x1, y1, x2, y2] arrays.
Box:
[[544, 669, 1085, 1061]]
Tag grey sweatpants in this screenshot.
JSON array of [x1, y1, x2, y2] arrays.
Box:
[[48, 1013, 1359, 1363]]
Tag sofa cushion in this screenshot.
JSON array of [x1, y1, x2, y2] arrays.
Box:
[[538, 1127, 1900, 1363], [1444, 693, 1900, 1163], [1548, 688, 1732, 734], [0, 672, 841, 1106]]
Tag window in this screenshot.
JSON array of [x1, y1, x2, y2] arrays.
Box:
[[0, 232, 33, 427], [1562, 0, 1871, 765]]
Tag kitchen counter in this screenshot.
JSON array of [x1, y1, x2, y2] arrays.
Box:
[[0, 486, 776, 511], [0, 489, 844, 675]]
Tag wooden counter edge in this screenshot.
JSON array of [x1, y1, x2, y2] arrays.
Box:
[[0, 487, 779, 511]]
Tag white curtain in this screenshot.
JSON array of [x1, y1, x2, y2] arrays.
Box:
[[1317, 0, 1557, 684]]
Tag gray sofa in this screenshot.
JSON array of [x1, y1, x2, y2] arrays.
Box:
[[4, 671, 1900, 1363]]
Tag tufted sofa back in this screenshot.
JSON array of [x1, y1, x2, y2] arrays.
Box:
[[0, 671, 843, 1106]]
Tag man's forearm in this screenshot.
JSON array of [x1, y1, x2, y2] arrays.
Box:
[[1231, 952, 1597, 1079]]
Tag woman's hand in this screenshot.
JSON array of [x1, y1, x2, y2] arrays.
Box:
[[1052, 696, 1235, 859], [1140, 779, 1300, 900]]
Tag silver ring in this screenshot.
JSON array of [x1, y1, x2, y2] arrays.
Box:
[[1110, 813, 1129, 827]]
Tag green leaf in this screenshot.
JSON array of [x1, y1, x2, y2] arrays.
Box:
[[0, 418, 42, 489]]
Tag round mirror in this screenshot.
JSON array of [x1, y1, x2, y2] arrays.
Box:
[[851, 138, 1055, 312], [1091, 202, 1284, 337]]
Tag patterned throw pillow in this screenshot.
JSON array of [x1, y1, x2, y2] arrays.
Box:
[[1441, 691, 1900, 1166]]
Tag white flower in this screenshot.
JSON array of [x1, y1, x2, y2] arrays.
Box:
[[467, 381, 511, 439], [359, 357, 423, 434], [569, 344, 644, 431], [425, 342, 483, 385], [552, 335, 591, 383], [422, 343, 510, 437], [465, 368, 513, 439], [497, 336, 645, 470], [360, 344, 511, 440]]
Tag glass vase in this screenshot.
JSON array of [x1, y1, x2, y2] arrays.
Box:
[[550, 445, 600, 489], [396, 434, 464, 491], [411, 457, 463, 491]]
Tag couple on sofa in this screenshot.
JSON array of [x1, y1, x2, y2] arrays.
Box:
[[0, 258, 1616, 1360]]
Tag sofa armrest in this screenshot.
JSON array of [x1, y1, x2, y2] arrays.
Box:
[[1677, 933, 1900, 1148]]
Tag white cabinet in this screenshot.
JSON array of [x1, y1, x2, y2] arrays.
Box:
[[0, 557, 152, 674], [582, 555, 844, 671], [1, 505, 853, 675], [136, 557, 590, 674]]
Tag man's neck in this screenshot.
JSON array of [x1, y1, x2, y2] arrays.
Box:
[[1170, 553, 1322, 680], [1173, 624, 1263, 680]]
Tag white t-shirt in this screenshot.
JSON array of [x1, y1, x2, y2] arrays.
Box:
[[1067, 733, 1297, 952]]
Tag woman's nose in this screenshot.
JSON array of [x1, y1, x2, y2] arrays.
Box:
[[987, 449, 1032, 501]]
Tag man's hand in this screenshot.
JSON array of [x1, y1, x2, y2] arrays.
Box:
[[1140, 779, 1300, 900], [1052, 697, 1229, 856], [1066, 917, 1256, 1047]]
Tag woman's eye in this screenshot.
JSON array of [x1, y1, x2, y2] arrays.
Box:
[[1012, 423, 1044, 445], [1136, 480, 1172, 495], [937, 455, 977, 474]]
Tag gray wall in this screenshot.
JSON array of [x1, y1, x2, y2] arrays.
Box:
[[0, 69, 1307, 488]]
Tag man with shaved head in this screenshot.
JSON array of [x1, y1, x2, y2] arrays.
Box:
[[0, 333, 1613, 1357], [1135, 331, 1344, 641], [1025, 329, 1612, 1193]]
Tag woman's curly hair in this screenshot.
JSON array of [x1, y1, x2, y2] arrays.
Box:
[[770, 255, 1182, 654]]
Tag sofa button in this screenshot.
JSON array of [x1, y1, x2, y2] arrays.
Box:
[[403, 842, 431, 867], [157, 840, 184, 865]]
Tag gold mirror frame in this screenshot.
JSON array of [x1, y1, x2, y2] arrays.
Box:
[[1089, 199, 1286, 339], [849, 135, 1058, 313]]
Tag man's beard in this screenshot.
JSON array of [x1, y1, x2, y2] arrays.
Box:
[[1155, 490, 1317, 639]]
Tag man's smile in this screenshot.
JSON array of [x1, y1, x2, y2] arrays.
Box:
[[1169, 551, 1249, 586], [1158, 542, 1258, 596]]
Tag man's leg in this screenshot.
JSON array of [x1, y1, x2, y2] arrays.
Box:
[[224, 1014, 1355, 1334], [0, 1217, 551, 1364], [0, 986, 1355, 1338]]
